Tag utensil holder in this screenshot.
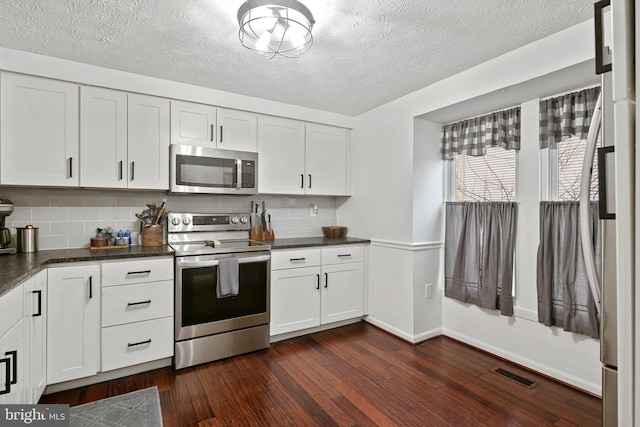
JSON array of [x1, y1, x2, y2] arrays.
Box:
[[141, 225, 163, 247]]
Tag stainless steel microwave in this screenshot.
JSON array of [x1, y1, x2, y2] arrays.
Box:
[[170, 145, 258, 194]]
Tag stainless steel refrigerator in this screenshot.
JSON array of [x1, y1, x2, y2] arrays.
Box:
[[586, 1, 635, 425]]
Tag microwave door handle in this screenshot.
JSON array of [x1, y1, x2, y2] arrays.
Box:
[[236, 160, 242, 189]]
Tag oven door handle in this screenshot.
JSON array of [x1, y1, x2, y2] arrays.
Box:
[[176, 254, 271, 269]]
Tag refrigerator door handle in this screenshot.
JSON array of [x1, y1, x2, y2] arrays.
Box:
[[594, 0, 612, 74], [579, 92, 603, 316], [597, 146, 616, 220]]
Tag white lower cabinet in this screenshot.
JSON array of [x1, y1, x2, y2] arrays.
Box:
[[47, 264, 100, 385], [270, 245, 365, 336], [0, 284, 25, 404], [101, 257, 174, 372]]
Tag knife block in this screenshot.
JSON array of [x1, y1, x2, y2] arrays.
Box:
[[251, 228, 274, 241]]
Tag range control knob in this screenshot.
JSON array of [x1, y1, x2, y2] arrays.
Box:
[[171, 217, 180, 226], [239, 216, 248, 224], [231, 216, 240, 224], [182, 217, 192, 225]]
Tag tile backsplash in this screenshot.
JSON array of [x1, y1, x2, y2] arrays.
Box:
[[0, 187, 338, 250]]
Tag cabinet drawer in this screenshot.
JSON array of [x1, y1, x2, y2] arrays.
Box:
[[0, 284, 23, 337], [271, 248, 321, 270], [102, 317, 173, 372], [322, 245, 364, 264], [102, 280, 173, 327], [102, 257, 173, 286]]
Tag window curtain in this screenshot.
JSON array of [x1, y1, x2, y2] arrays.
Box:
[[440, 107, 521, 160], [539, 86, 600, 148], [536, 201, 600, 338], [444, 202, 518, 316]]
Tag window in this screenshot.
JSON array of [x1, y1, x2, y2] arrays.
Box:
[[547, 135, 601, 201], [454, 147, 517, 202]]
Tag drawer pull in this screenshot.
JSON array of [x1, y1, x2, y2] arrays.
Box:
[[127, 270, 151, 275], [127, 300, 152, 307], [324, 272, 328, 288], [316, 274, 320, 290], [89, 276, 93, 299], [337, 254, 352, 258], [128, 339, 152, 348], [6, 351, 17, 386], [289, 258, 306, 262]]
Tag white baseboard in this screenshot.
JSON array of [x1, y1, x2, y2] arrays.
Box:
[[413, 328, 443, 343], [364, 316, 442, 344], [442, 328, 601, 396]]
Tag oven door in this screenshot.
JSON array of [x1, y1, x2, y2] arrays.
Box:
[[175, 252, 270, 341]]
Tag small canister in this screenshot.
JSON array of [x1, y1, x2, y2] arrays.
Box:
[[16, 225, 38, 253]]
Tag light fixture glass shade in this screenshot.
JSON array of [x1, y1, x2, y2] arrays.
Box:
[[238, 0, 315, 59]]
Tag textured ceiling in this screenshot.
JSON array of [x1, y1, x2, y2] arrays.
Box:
[[0, 1, 594, 116]]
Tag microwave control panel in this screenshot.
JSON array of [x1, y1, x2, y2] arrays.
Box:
[[242, 160, 256, 188]]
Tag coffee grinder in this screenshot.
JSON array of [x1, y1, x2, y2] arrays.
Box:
[[0, 199, 16, 255]]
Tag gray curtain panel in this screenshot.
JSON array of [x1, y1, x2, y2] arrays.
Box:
[[440, 107, 521, 160], [539, 86, 600, 148], [536, 201, 601, 338], [444, 202, 518, 316]]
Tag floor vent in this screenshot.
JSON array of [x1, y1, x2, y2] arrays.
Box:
[[492, 367, 538, 389]]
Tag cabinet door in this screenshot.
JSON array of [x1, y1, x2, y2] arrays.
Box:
[[80, 87, 128, 188], [0, 73, 79, 186], [217, 108, 257, 152], [128, 94, 170, 190], [305, 124, 348, 196], [47, 265, 100, 385], [28, 271, 47, 403], [0, 320, 25, 404], [170, 100, 216, 146], [258, 116, 306, 194], [321, 263, 364, 325], [270, 266, 321, 335]]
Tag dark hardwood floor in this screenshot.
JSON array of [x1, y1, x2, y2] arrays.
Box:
[[40, 322, 602, 426]]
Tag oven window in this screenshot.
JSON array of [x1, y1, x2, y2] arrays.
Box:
[[181, 261, 267, 326], [176, 154, 237, 188]]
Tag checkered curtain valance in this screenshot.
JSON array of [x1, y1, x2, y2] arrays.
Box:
[[539, 86, 600, 149], [440, 107, 521, 161]]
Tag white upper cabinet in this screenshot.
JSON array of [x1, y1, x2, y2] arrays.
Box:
[[258, 116, 306, 195], [0, 73, 79, 186], [258, 117, 349, 196], [170, 101, 216, 147], [80, 87, 128, 188], [128, 94, 170, 190], [217, 108, 258, 152], [305, 124, 348, 196]]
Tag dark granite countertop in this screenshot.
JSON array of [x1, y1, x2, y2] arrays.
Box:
[[263, 237, 370, 250], [0, 245, 173, 297]]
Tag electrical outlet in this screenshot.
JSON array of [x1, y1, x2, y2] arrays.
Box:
[[425, 283, 433, 299], [310, 203, 318, 217]]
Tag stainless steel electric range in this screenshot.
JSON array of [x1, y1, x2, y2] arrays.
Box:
[[168, 212, 271, 369]]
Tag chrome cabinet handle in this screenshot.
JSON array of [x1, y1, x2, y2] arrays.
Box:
[[128, 339, 151, 347], [127, 300, 151, 307]]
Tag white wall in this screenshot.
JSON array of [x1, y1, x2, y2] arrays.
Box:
[[340, 19, 602, 394]]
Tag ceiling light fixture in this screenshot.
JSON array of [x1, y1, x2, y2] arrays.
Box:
[[237, 0, 315, 59]]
